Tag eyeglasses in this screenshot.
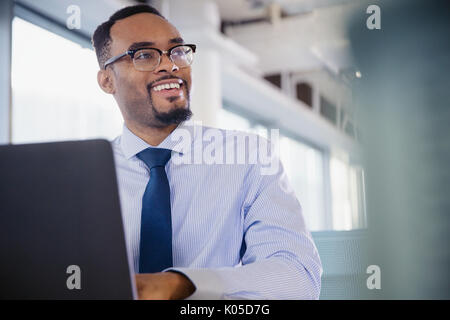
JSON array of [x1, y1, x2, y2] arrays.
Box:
[[103, 44, 196, 71]]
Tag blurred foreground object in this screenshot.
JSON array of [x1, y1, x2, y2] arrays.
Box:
[[350, 0, 450, 298]]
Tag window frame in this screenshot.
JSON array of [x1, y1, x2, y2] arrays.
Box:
[[14, 2, 92, 49], [0, 0, 13, 144]]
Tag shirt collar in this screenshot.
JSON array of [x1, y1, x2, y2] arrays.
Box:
[[120, 120, 198, 160]]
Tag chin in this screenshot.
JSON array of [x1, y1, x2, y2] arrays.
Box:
[[160, 100, 189, 112]]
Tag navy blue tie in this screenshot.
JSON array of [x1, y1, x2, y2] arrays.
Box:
[[136, 147, 173, 273]]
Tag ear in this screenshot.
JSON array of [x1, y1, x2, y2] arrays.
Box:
[[97, 69, 116, 94]]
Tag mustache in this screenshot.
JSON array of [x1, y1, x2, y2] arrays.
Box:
[[146, 75, 187, 92]]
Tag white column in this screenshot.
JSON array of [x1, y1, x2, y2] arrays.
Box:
[[163, 0, 223, 127], [190, 49, 222, 127]]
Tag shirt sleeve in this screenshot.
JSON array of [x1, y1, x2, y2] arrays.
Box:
[[164, 138, 323, 300]]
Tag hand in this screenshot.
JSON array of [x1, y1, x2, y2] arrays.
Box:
[[135, 271, 196, 300]]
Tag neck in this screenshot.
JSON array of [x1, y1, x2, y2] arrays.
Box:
[[125, 121, 179, 146]]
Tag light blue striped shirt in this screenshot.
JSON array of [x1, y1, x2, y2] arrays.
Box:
[[111, 120, 322, 299]]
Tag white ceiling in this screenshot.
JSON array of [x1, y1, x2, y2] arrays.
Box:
[[213, 0, 268, 21], [214, 0, 355, 21], [215, 0, 364, 75]]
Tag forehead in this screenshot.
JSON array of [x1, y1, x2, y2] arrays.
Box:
[[109, 13, 181, 53]]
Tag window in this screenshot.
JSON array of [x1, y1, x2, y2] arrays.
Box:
[[296, 82, 313, 108], [217, 107, 251, 131], [329, 156, 366, 230], [11, 17, 123, 144], [263, 73, 282, 89], [252, 124, 269, 139], [279, 135, 326, 231], [217, 106, 367, 231], [341, 108, 357, 138], [320, 95, 337, 125]]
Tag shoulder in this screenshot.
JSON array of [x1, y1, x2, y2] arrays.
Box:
[[110, 135, 125, 159]]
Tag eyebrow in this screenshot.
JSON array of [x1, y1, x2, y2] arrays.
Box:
[[127, 37, 185, 51], [169, 37, 184, 44]]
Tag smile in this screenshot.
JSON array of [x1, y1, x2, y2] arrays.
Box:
[[150, 79, 185, 98], [153, 82, 181, 92]]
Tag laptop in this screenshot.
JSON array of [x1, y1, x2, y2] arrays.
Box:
[[0, 139, 137, 299]]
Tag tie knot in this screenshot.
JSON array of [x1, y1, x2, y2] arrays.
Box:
[[137, 148, 172, 169]]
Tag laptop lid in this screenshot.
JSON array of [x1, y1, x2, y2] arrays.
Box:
[[0, 139, 136, 299]]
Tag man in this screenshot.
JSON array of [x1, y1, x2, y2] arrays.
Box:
[[93, 4, 322, 300]]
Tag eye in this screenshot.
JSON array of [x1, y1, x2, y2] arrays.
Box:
[[172, 47, 190, 56], [135, 51, 156, 60]]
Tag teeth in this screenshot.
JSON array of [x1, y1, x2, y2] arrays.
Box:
[[153, 82, 181, 92]]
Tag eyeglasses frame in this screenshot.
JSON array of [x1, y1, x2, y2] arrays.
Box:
[[103, 44, 197, 70]]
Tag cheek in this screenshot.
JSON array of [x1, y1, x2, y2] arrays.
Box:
[[117, 73, 149, 99], [180, 67, 192, 91], [116, 66, 148, 97], [183, 72, 192, 93]]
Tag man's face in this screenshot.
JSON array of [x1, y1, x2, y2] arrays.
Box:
[[107, 13, 192, 128]]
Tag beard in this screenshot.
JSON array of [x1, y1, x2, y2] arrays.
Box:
[[153, 106, 193, 127], [148, 86, 192, 128], [124, 83, 193, 129]]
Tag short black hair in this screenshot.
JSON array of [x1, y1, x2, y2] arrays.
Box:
[[92, 4, 165, 69]]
